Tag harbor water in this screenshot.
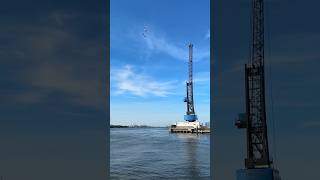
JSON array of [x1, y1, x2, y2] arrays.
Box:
[[110, 127, 210, 180]]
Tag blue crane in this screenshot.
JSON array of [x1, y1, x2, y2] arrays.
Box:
[[184, 43, 198, 122]]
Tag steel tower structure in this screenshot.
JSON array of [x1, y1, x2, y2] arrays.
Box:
[[235, 0, 281, 179], [235, 0, 270, 168], [184, 43, 197, 122]]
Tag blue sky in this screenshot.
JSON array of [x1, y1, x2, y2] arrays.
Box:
[[110, 0, 210, 126]]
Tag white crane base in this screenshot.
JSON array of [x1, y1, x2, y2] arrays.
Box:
[[169, 121, 210, 133], [236, 168, 281, 180]]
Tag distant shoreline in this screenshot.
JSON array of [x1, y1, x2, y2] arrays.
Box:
[[110, 125, 166, 128]]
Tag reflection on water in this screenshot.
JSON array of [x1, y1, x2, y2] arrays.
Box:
[[111, 128, 210, 180], [182, 134, 201, 178], [173, 133, 201, 178]]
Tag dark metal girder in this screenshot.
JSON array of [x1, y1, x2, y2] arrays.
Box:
[[236, 0, 271, 169]]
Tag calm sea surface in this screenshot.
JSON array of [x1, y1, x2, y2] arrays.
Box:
[[110, 127, 210, 180]]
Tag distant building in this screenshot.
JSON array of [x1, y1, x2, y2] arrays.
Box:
[[204, 122, 210, 127]]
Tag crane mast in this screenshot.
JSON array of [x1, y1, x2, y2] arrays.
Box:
[[235, 0, 270, 169], [184, 43, 197, 122], [169, 43, 205, 134]]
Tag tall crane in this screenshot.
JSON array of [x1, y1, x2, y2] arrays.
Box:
[[184, 43, 197, 122], [235, 0, 281, 179]]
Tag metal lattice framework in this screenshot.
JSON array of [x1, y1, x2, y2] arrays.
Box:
[[236, 0, 271, 169], [184, 44, 195, 116]]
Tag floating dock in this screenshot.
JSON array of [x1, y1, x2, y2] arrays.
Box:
[[170, 126, 210, 133], [169, 121, 210, 133]]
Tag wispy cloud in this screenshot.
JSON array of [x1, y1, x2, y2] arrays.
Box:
[[205, 29, 210, 40], [111, 21, 210, 62], [194, 71, 210, 84], [143, 33, 185, 60], [181, 71, 210, 85], [142, 28, 210, 61], [111, 65, 177, 97]]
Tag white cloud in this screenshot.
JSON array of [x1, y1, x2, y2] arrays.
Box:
[[141, 27, 210, 61], [111, 65, 177, 97], [181, 71, 210, 85], [205, 29, 210, 40], [194, 71, 210, 84]]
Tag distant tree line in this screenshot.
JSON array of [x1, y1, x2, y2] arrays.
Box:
[[110, 125, 154, 128]]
